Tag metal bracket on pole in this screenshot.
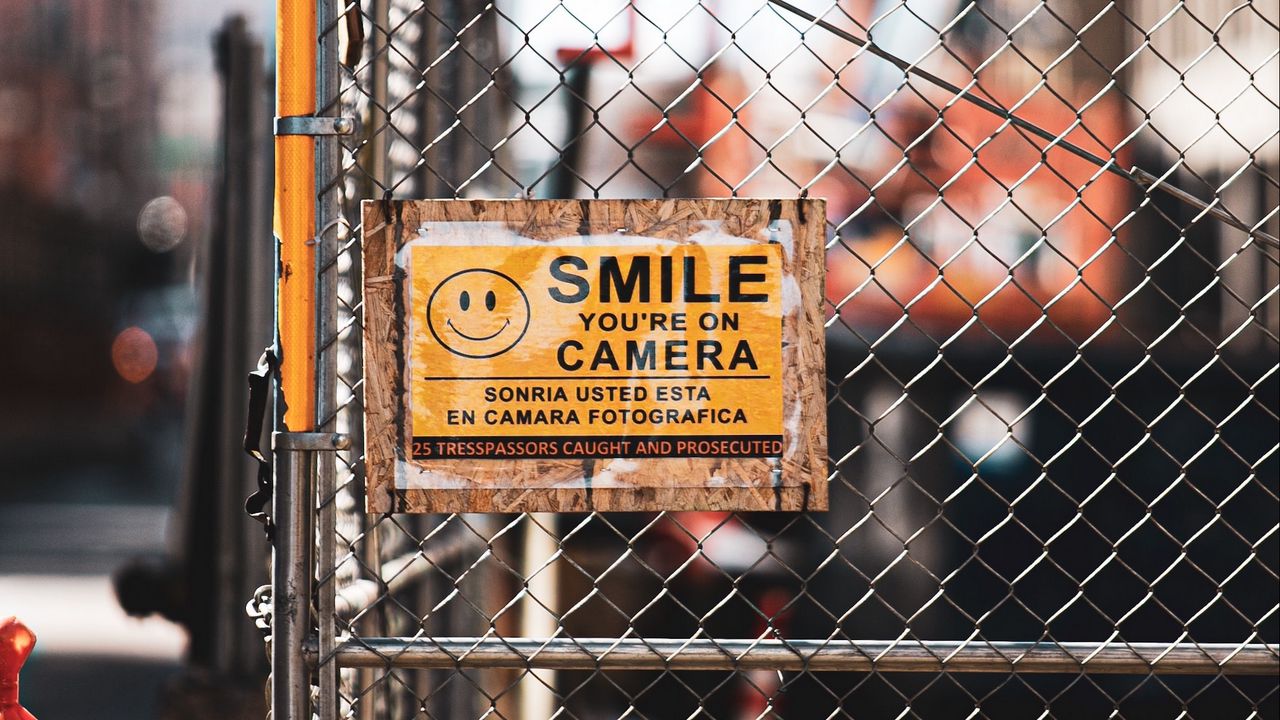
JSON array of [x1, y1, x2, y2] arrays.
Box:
[[275, 432, 351, 452], [274, 115, 356, 136]]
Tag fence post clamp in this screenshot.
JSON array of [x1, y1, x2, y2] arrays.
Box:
[[274, 115, 355, 136], [274, 432, 352, 452]]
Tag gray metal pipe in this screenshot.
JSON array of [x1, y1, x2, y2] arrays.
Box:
[[312, 637, 1279, 676], [314, 3, 344, 717], [333, 532, 485, 620], [272, 436, 316, 719]]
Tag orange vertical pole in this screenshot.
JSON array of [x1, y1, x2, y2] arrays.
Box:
[[275, 0, 317, 430]]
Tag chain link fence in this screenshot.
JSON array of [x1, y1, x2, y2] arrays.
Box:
[[301, 0, 1278, 716]]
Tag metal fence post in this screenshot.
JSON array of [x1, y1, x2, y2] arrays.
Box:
[[314, 0, 343, 717], [271, 436, 314, 720], [272, 432, 350, 719]]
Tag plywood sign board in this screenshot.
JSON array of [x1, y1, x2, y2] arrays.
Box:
[[362, 199, 827, 513]]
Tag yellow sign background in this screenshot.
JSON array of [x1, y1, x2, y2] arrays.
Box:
[[409, 243, 784, 460]]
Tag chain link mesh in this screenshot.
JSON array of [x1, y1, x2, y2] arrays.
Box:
[[310, 0, 1278, 716]]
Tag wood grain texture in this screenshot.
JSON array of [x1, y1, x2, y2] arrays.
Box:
[[363, 198, 827, 513]]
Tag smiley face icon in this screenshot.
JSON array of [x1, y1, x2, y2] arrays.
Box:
[[427, 268, 530, 358]]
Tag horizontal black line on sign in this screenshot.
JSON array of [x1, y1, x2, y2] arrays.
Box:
[[412, 434, 784, 460], [311, 637, 1280, 676], [420, 375, 773, 381]]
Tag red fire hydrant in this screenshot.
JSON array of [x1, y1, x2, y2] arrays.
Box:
[[0, 617, 36, 720]]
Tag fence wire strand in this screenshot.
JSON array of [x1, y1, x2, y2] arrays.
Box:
[[307, 0, 1279, 717]]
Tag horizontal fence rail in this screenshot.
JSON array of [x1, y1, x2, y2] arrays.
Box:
[[315, 638, 1280, 676]]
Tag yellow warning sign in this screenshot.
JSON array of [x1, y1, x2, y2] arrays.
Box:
[[363, 198, 827, 514], [409, 244, 784, 460]]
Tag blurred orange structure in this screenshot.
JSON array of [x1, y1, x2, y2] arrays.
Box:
[[822, 90, 1132, 345], [615, 10, 1132, 347], [0, 617, 36, 720]]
